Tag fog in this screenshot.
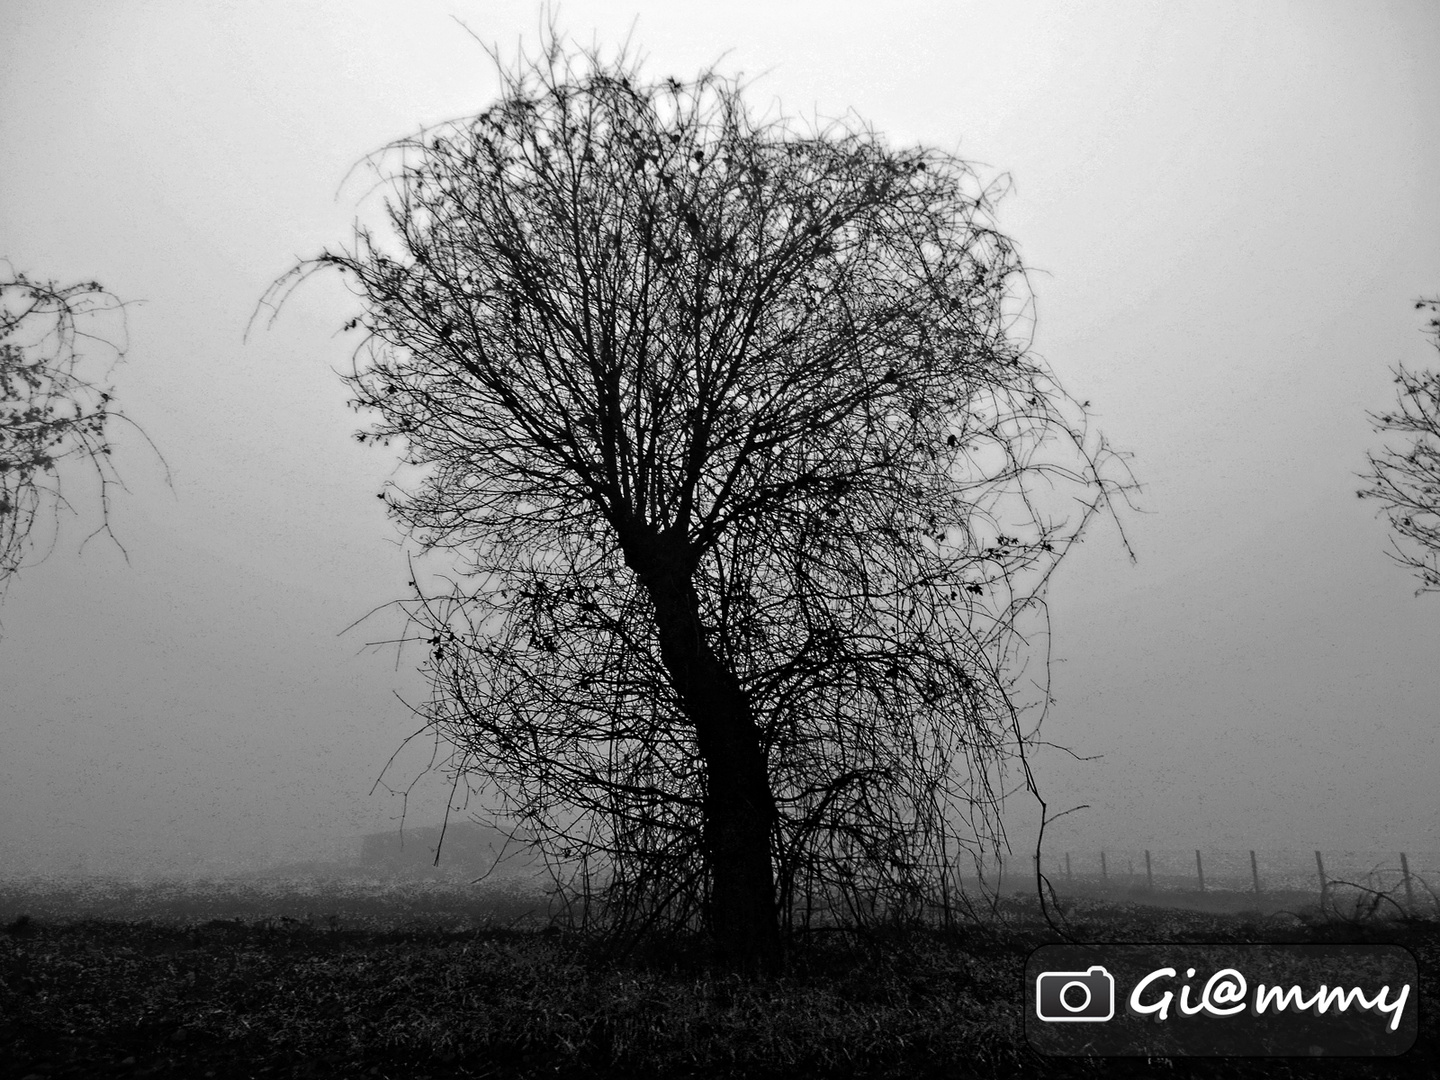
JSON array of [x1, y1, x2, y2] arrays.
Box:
[[1, 1, 1436, 882]]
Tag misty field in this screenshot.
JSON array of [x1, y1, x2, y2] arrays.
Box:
[[1, 872, 1436, 1079]]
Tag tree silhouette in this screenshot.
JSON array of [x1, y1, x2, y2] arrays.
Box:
[[1359, 298, 1440, 595], [269, 33, 1132, 967], [0, 267, 153, 602]]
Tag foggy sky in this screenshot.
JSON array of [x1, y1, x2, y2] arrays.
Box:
[[1, 0, 1436, 878]]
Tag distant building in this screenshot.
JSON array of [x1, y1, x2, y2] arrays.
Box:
[[358, 821, 541, 877]]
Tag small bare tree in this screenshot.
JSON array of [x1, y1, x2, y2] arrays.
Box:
[[268, 32, 1132, 967], [1359, 298, 1440, 595], [0, 267, 155, 601]]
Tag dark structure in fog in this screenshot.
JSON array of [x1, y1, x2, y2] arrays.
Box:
[[358, 822, 539, 877]]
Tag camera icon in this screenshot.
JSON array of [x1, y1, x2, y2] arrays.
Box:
[[1035, 965, 1115, 1022]]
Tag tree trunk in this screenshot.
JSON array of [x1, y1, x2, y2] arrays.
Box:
[[622, 525, 780, 970]]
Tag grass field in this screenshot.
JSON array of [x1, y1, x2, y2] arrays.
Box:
[[1, 872, 1435, 1079]]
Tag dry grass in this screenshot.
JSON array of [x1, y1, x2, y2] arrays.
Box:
[[1, 876, 1435, 1078]]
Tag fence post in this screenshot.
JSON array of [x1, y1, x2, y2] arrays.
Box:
[[1195, 850, 1205, 893], [1145, 850, 1153, 891], [1315, 851, 1327, 907], [1101, 851, 1107, 882], [1066, 852, 1072, 883], [1250, 850, 1261, 895], [1400, 852, 1415, 913]]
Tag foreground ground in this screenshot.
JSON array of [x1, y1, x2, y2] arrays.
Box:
[[0, 875, 1434, 1078]]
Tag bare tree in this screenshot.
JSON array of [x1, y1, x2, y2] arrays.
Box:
[[268, 32, 1132, 967], [0, 266, 155, 601], [1359, 298, 1440, 596]]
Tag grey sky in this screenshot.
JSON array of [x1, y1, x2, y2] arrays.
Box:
[[1, 1, 1436, 876]]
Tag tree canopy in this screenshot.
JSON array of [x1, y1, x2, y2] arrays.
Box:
[[272, 33, 1132, 965], [0, 267, 151, 601], [1359, 298, 1440, 595]]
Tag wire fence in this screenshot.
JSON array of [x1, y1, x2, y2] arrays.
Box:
[[974, 849, 1440, 914]]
